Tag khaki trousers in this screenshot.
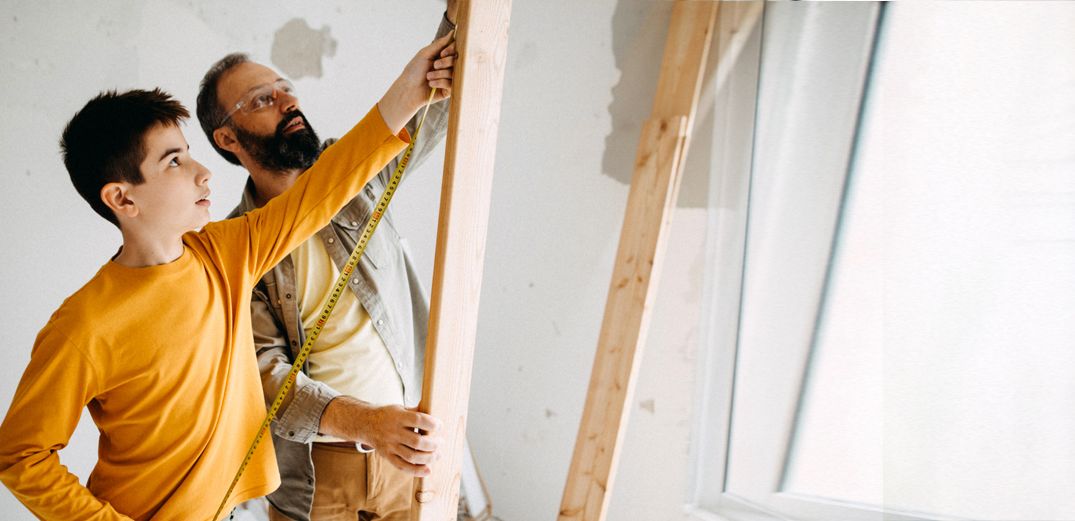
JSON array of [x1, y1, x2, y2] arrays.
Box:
[[269, 443, 413, 521]]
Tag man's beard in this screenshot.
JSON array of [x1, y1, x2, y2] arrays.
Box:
[[231, 110, 322, 172]]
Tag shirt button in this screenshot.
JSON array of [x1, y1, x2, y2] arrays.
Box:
[[396, 361, 403, 369], [286, 293, 292, 299], [327, 237, 335, 244], [351, 221, 359, 227], [352, 278, 359, 285], [377, 319, 384, 326], [290, 340, 297, 346]]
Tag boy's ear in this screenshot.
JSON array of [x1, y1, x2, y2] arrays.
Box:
[[100, 182, 139, 221], [213, 127, 240, 156]]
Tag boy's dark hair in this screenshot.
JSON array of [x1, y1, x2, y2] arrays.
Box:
[[196, 52, 251, 166], [60, 88, 189, 227]]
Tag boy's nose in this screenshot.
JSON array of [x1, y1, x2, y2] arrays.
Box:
[[195, 160, 212, 184]]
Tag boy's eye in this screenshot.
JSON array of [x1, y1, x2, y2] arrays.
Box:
[[169, 157, 180, 167]]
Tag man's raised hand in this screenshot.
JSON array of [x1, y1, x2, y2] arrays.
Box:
[[378, 33, 457, 134]]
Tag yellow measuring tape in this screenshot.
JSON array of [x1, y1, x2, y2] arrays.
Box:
[[213, 88, 440, 521]]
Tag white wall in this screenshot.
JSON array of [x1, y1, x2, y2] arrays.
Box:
[[0, 1, 709, 519]]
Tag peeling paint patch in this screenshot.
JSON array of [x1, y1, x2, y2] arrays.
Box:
[[271, 18, 337, 80]]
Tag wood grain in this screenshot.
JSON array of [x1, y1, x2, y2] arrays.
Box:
[[558, 2, 720, 520], [410, 0, 512, 519]]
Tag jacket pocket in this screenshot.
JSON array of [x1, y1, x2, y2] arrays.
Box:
[[337, 216, 387, 270]]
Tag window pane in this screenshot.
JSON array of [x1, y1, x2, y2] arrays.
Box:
[[784, 3, 1075, 519], [721, 1, 878, 506]]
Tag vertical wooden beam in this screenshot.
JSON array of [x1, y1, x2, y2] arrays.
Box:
[[558, 2, 719, 520], [650, 2, 721, 123], [410, 1, 511, 520]]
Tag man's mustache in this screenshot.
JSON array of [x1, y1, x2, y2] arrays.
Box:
[[276, 110, 313, 137]]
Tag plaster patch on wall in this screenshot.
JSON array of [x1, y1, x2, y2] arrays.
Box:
[[271, 18, 337, 80], [603, 1, 714, 208]]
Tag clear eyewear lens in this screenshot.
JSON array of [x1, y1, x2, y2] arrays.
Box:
[[223, 80, 296, 122], [245, 80, 296, 113]]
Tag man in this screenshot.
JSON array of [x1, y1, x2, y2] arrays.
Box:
[[0, 33, 453, 520], [196, 7, 458, 521]]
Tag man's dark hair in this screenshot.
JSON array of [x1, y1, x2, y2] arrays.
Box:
[[60, 88, 189, 227], [196, 52, 251, 166]]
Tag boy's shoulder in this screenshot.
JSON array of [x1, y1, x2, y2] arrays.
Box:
[[33, 260, 137, 356], [36, 268, 113, 346]]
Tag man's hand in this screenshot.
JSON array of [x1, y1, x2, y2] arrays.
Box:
[[378, 34, 457, 134], [320, 396, 443, 476]]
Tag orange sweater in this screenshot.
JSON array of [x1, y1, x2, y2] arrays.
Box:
[[0, 106, 408, 520]]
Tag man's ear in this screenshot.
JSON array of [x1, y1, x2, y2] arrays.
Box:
[[100, 182, 139, 221], [213, 126, 240, 156]]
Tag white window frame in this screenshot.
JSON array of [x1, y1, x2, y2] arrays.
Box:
[[684, 4, 949, 521]]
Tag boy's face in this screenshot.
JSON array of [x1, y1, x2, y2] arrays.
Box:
[[124, 123, 213, 234]]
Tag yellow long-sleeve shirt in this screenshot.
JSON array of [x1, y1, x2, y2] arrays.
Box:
[[0, 106, 408, 520]]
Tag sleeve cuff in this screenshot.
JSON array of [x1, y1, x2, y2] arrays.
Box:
[[437, 11, 456, 38], [370, 104, 413, 146], [272, 378, 342, 442]]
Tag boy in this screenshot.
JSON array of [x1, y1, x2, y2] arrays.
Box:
[[0, 34, 453, 521]]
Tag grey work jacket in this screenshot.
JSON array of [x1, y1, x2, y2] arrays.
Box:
[[227, 16, 452, 520]]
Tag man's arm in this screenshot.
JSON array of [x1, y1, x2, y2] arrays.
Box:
[[251, 288, 442, 474], [0, 329, 132, 520], [250, 297, 341, 442], [319, 397, 442, 476]]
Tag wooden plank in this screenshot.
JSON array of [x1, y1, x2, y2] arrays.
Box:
[[409, 0, 511, 520], [559, 2, 720, 520], [558, 116, 689, 521], [651, 1, 722, 125]]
